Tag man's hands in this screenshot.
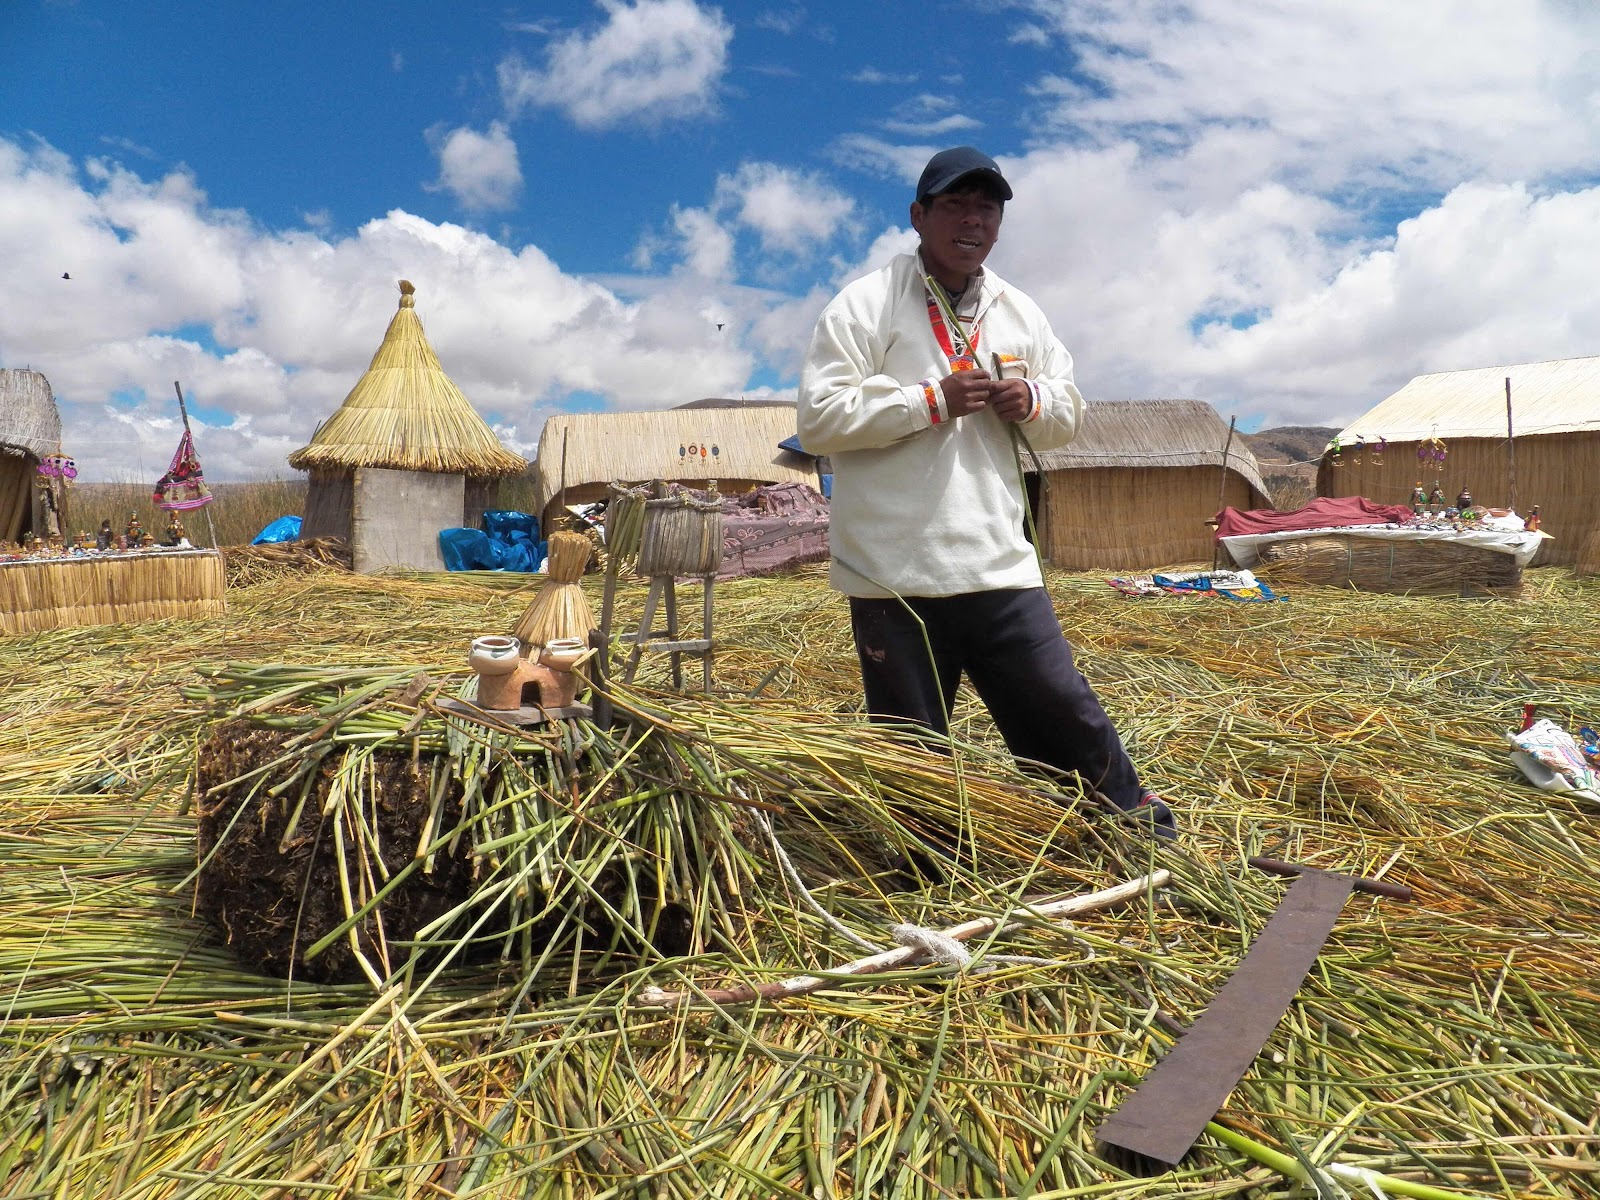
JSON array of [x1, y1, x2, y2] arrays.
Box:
[[939, 369, 1032, 422]]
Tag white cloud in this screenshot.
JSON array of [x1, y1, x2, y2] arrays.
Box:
[[848, 67, 917, 85], [1018, 0, 1600, 199], [499, 0, 733, 130], [427, 122, 523, 212], [671, 206, 735, 279], [0, 137, 772, 479], [753, 8, 803, 35], [881, 94, 982, 139], [986, 134, 1600, 426], [714, 162, 855, 255]]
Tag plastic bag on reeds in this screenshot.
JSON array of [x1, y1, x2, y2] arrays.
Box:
[[513, 531, 596, 649], [637, 489, 724, 577]]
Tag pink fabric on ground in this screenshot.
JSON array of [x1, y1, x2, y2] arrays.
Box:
[[1213, 495, 1415, 539]]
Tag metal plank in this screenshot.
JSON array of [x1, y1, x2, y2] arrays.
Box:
[[1095, 869, 1355, 1166]]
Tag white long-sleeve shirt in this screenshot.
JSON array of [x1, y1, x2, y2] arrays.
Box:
[[797, 252, 1084, 598]]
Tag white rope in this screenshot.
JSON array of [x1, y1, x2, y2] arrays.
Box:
[[747, 789, 1102, 976], [756, 808, 880, 953], [891, 924, 973, 968]]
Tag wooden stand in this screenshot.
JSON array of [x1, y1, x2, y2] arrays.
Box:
[[620, 573, 715, 691]]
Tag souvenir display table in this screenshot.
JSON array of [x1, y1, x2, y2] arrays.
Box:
[[1221, 522, 1548, 570], [1221, 523, 1548, 596], [0, 547, 226, 635]]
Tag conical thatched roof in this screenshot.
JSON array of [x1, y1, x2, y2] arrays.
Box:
[[288, 280, 526, 478], [0, 368, 62, 459]]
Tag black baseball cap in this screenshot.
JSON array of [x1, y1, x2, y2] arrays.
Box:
[[915, 146, 1013, 203]]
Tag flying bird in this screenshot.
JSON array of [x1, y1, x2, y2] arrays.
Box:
[[62, 272, 71, 280]]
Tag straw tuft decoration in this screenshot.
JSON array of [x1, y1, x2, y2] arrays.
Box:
[[512, 531, 596, 649]]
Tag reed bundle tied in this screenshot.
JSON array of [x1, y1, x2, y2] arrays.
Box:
[[3, 565, 1600, 1198], [1256, 534, 1523, 596], [512, 530, 597, 649]]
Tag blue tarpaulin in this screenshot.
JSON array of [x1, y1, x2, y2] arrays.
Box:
[[251, 515, 302, 544], [439, 510, 544, 572]]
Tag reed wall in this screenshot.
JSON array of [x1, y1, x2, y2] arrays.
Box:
[[302, 468, 354, 542], [0, 550, 226, 635], [1039, 466, 1258, 570], [1316, 431, 1597, 567], [0, 457, 33, 544]]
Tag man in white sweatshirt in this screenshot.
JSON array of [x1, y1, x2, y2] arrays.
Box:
[[797, 146, 1175, 841]]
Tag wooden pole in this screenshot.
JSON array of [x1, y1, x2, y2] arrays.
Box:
[[1505, 376, 1517, 514], [173, 381, 220, 548], [556, 431, 568, 525], [1212, 415, 1238, 570]]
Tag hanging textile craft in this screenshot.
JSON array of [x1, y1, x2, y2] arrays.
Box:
[[153, 428, 215, 511]]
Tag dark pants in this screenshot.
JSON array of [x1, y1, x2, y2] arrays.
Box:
[[849, 588, 1144, 809]]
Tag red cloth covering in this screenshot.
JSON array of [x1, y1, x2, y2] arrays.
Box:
[[1213, 495, 1415, 539]]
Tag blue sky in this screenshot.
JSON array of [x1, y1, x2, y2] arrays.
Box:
[[4, 0, 1600, 480]]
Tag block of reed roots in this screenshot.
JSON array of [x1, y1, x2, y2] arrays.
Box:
[[194, 721, 482, 982]]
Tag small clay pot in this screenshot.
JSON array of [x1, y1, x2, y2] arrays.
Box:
[[468, 635, 521, 675], [539, 637, 587, 672]]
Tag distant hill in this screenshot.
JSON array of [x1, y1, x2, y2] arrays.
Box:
[[1243, 425, 1337, 509], [1244, 425, 1337, 467]]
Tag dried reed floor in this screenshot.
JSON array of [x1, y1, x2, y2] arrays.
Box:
[[1, 564, 1597, 1199]]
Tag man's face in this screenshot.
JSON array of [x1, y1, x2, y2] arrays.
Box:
[[909, 184, 1004, 287]]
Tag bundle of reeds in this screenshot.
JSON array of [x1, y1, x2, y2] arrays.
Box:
[[0, 549, 226, 634], [1256, 533, 1523, 596], [221, 535, 352, 587], [512, 529, 596, 649]]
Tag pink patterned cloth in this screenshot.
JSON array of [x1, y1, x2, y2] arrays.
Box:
[[717, 482, 830, 579]]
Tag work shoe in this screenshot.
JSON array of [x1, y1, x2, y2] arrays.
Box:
[[1114, 791, 1178, 841]]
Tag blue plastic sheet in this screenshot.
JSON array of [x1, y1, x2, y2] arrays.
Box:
[[439, 528, 491, 571], [251, 515, 302, 544], [439, 510, 546, 572]]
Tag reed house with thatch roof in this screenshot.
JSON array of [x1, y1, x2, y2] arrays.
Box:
[[1026, 399, 1271, 570], [530, 401, 819, 535], [0, 368, 65, 545], [289, 281, 526, 573], [1316, 355, 1600, 568]]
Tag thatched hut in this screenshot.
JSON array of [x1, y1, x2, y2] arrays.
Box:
[[0, 369, 64, 544], [530, 401, 817, 535], [288, 281, 526, 573], [1027, 399, 1271, 569], [1316, 356, 1600, 568]]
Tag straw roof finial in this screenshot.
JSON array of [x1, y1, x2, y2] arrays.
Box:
[[286, 279, 526, 478]]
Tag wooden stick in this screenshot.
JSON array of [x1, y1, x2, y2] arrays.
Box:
[[1505, 376, 1517, 514], [174, 381, 220, 548], [636, 869, 1170, 1007], [1213, 415, 1237, 570]]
